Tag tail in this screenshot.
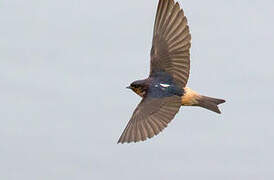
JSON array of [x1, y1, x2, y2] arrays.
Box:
[[196, 96, 225, 114], [181, 87, 225, 114]]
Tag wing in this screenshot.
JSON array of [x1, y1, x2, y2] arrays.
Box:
[[150, 0, 191, 88], [118, 95, 181, 144]]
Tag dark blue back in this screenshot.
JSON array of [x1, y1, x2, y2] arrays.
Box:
[[148, 72, 184, 98]]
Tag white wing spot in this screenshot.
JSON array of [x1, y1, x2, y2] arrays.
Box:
[[160, 83, 170, 88]]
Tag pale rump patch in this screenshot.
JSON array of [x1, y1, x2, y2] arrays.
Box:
[[181, 87, 201, 106]]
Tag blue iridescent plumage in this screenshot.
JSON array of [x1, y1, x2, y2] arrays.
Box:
[[147, 71, 184, 98]]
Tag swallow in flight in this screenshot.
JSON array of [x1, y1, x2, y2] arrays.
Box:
[[118, 0, 225, 144]]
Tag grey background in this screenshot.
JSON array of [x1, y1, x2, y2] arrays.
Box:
[[1, 0, 274, 179]]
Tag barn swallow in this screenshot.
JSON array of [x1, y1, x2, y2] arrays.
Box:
[[118, 0, 225, 144]]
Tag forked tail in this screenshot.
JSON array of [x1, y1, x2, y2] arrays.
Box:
[[181, 87, 225, 114], [196, 96, 225, 114]]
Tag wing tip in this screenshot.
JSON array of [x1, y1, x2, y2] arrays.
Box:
[[117, 132, 162, 144]]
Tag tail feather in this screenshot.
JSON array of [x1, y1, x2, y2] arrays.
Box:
[[181, 87, 225, 114], [196, 96, 226, 114]]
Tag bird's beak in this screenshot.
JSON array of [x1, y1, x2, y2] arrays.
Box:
[[126, 86, 131, 89]]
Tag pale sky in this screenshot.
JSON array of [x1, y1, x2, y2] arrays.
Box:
[[1, 0, 274, 179]]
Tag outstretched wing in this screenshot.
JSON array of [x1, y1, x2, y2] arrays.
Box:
[[118, 95, 181, 144], [150, 0, 191, 88]]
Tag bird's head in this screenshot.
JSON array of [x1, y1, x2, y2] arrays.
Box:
[[127, 80, 147, 97]]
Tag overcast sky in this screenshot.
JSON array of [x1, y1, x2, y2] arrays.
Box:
[[1, 0, 274, 179]]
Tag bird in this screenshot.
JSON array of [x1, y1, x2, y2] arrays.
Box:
[[118, 0, 225, 144]]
